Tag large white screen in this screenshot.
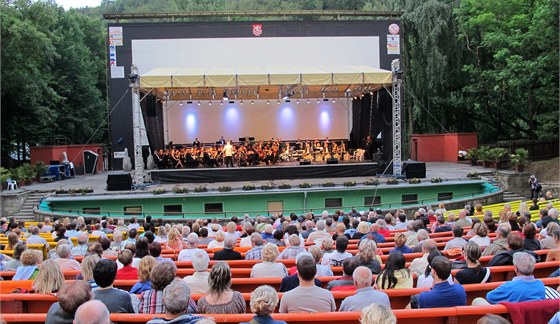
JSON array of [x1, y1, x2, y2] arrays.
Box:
[[166, 100, 350, 143], [132, 36, 380, 73]]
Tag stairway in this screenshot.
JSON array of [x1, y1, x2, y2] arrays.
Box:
[[482, 175, 528, 203], [11, 191, 51, 222]]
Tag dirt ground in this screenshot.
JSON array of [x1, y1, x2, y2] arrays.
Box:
[[526, 157, 559, 182]]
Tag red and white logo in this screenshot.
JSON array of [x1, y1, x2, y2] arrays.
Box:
[[252, 24, 263, 36]]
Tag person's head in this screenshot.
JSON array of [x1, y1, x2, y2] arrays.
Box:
[[57, 244, 73, 259], [513, 252, 536, 276], [137, 256, 157, 283], [250, 232, 263, 246], [199, 227, 209, 238], [417, 229, 429, 241], [7, 232, 19, 248], [74, 300, 110, 324], [151, 261, 177, 291], [21, 249, 42, 266], [522, 223, 537, 240], [57, 280, 92, 316], [506, 232, 524, 250], [149, 242, 162, 258], [167, 227, 181, 243], [135, 237, 150, 258], [192, 250, 210, 272], [385, 251, 406, 272], [549, 208, 559, 220], [29, 226, 40, 235], [208, 262, 232, 296], [360, 303, 396, 324], [308, 245, 323, 264], [81, 254, 101, 281], [296, 255, 316, 281], [430, 256, 452, 281], [287, 234, 301, 247], [476, 314, 511, 324], [546, 222, 560, 237], [315, 220, 326, 231], [112, 230, 123, 243], [262, 243, 280, 263], [495, 225, 510, 239], [321, 237, 334, 251], [128, 228, 138, 239], [98, 237, 111, 251], [335, 235, 349, 253], [421, 239, 437, 254], [226, 222, 237, 233], [186, 233, 199, 247], [437, 216, 446, 225], [342, 257, 360, 276], [357, 238, 377, 263], [394, 232, 407, 248], [273, 229, 284, 241], [353, 266, 373, 289], [224, 236, 237, 249], [162, 279, 191, 315], [357, 221, 370, 234], [33, 258, 65, 294], [248, 285, 279, 317], [463, 241, 482, 264], [118, 249, 133, 267], [93, 259, 117, 288], [12, 242, 27, 260], [475, 223, 489, 237]]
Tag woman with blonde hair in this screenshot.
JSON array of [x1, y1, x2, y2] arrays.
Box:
[[154, 226, 168, 243], [111, 230, 124, 251], [251, 243, 288, 278], [391, 232, 412, 254], [361, 303, 396, 324], [240, 285, 287, 324], [80, 254, 101, 289], [469, 223, 491, 249], [164, 227, 187, 251], [352, 221, 371, 240], [130, 255, 157, 294], [13, 249, 42, 280], [207, 230, 226, 250], [224, 222, 240, 241], [355, 238, 382, 274], [197, 262, 246, 314], [32, 259, 65, 294]]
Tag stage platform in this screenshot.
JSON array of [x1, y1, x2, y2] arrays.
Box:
[[150, 161, 381, 184]]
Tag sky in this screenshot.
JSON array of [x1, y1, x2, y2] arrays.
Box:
[[55, 0, 102, 10]]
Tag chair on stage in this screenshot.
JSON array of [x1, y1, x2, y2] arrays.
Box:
[[353, 149, 365, 161], [6, 178, 17, 190]]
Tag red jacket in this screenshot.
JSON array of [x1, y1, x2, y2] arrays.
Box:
[[116, 265, 138, 280]]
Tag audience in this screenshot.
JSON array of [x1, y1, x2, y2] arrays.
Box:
[[74, 300, 111, 324], [32, 258, 65, 294], [130, 255, 157, 294], [391, 232, 413, 254], [240, 285, 287, 324], [522, 223, 541, 251], [197, 262, 246, 314], [245, 232, 265, 260], [488, 232, 539, 266], [54, 244, 81, 271], [469, 223, 491, 249], [443, 226, 467, 251], [5, 242, 26, 271], [147, 279, 202, 324], [13, 249, 42, 280], [321, 236, 352, 266], [409, 239, 437, 276], [251, 243, 289, 278], [482, 225, 510, 256], [326, 257, 360, 291], [93, 259, 135, 313], [354, 238, 382, 274], [183, 250, 211, 294], [213, 236, 242, 260], [360, 304, 396, 324], [115, 249, 138, 280], [375, 251, 412, 289], [279, 255, 336, 312], [308, 245, 333, 277], [140, 261, 180, 314], [339, 266, 390, 311], [45, 281, 92, 324], [177, 233, 204, 262], [455, 241, 492, 285], [80, 254, 101, 289]]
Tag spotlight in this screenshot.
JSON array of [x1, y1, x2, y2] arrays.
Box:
[[222, 90, 229, 101], [251, 100, 255, 105], [277, 100, 281, 104], [306, 99, 310, 104], [266, 100, 270, 105], [240, 100, 244, 105], [208, 101, 212, 106], [332, 98, 336, 103], [220, 101, 224, 105], [197, 101, 201, 106], [317, 99, 320, 103], [296, 99, 300, 104], [179, 101, 183, 106]]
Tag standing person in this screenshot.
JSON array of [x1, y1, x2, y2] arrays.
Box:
[[222, 141, 234, 167], [529, 175, 541, 200]]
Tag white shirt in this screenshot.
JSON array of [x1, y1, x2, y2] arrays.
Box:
[[177, 248, 204, 262], [223, 144, 234, 157]]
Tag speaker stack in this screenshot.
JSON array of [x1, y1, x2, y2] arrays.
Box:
[[402, 161, 426, 179], [106, 172, 132, 191]]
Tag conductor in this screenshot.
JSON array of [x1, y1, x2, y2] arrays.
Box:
[[222, 141, 234, 167]]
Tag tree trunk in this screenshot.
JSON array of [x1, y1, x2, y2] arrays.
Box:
[[527, 88, 538, 140]]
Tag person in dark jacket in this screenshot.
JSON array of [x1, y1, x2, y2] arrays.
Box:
[[488, 232, 539, 267], [213, 237, 242, 260]]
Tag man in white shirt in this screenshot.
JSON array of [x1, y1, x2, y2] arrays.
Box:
[[25, 226, 50, 249], [409, 239, 437, 276], [307, 220, 331, 245], [182, 250, 210, 294], [222, 141, 234, 167], [177, 233, 204, 262], [279, 255, 336, 313]]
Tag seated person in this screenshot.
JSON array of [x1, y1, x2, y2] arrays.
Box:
[[339, 266, 390, 311], [326, 257, 360, 291], [93, 259, 135, 313], [408, 256, 466, 308], [240, 285, 287, 324], [115, 249, 138, 280], [147, 279, 202, 324], [279, 255, 336, 313], [183, 250, 211, 294], [473, 252, 545, 305], [46, 281, 93, 324], [279, 252, 322, 292], [213, 237, 242, 260], [488, 232, 539, 266], [74, 300, 111, 324]]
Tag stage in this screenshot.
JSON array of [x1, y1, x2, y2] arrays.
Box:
[[150, 161, 381, 184]]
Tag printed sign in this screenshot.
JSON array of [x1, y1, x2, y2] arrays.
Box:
[[109, 26, 123, 46], [252, 24, 263, 36], [113, 151, 127, 159], [388, 23, 400, 35], [109, 45, 117, 66], [387, 35, 400, 55]]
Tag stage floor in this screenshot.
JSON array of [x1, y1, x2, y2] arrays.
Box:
[[150, 160, 381, 184]]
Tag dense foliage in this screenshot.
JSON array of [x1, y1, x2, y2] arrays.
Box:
[[1, 0, 557, 165]]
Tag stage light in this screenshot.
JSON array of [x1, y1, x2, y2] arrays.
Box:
[[187, 101, 193, 104], [323, 98, 329, 102], [306, 99, 310, 104], [208, 101, 212, 106], [223, 90, 229, 101], [240, 100, 244, 105], [228, 100, 235, 104], [317, 99, 320, 103], [296, 99, 300, 104], [251, 100, 255, 105], [197, 101, 201, 106], [220, 101, 224, 106], [179, 101, 183, 106], [332, 98, 336, 103], [285, 99, 291, 103], [266, 100, 270, 105], [277, 100, 281, 104]]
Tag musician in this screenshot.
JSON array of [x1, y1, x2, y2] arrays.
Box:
[[192, 138, 201, 148], [218, 136, 226, 146], [295, 139, 302, 150], [222, 141, 234, 167]]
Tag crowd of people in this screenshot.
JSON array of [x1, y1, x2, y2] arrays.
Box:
[[0, 198, 559, 324]]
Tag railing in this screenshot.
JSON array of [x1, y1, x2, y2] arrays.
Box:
[[37, 185, 502, 219]]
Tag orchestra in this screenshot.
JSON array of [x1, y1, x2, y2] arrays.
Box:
[[152, 138, 350, 169]]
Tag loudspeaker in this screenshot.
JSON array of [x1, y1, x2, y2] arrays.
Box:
[[402, 161, 426, 179], [300, 160, 311, 166], [326, 158, 339, 165], [107, 172, 132, 191]]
